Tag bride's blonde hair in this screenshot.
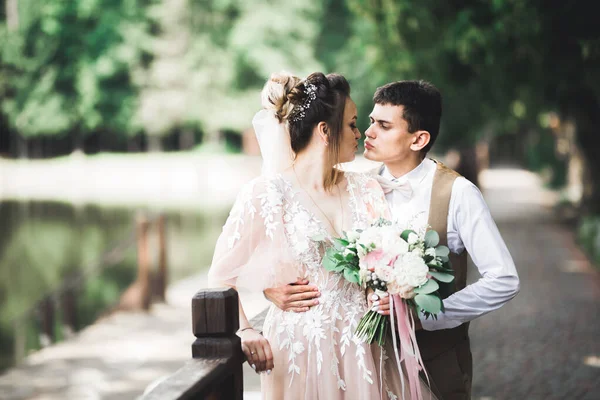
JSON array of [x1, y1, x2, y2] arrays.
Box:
[[260, 71, 351, 192], [261, 72, 302, 123]]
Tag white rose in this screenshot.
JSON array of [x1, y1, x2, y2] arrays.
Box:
[[357, 227, 382, 254], [374, 263, 394, 282], [386, 235, 409, 256], [346, 230, 361, 242], [393, 252, 429, 288], [411, 247, 424, 257], [425, 248, 437, 258], [361, 269, 371, 282], [407, 232, 419, 245]]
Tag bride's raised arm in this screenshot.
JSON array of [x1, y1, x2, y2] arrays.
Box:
[[207, 177, 295, 374]]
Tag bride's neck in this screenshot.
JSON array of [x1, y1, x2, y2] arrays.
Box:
[[292, 151, 330, 193]]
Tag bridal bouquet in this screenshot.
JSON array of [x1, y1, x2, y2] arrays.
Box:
[[322, 218, 455, 346]]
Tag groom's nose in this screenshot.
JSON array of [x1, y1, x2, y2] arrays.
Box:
[[365, 125, 375, 138]]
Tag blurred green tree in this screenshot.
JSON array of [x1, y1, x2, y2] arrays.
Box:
[[345, 0, 600, 212], [0, 0, 150, 152]]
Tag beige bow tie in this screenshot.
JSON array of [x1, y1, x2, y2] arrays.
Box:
[[375, 175, 413, 199]]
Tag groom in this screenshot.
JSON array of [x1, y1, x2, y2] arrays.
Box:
[[263, 80, 520, 399]]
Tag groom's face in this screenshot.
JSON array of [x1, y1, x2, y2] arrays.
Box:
[[363, 104, 415, 163]]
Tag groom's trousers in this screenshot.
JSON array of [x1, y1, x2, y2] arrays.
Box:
[[417, 323, 473, 400]]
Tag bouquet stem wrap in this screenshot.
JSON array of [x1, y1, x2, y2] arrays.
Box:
[[390, 294, 429, 400]]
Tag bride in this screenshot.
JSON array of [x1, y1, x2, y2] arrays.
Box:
[[208, 72, 436, 399]]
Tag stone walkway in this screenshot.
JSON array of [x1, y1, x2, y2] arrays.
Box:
[[1, 165, 599, 399], [469, 169, 600, 399]]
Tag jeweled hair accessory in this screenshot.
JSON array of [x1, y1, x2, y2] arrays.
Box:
[[290, 83, 317, 123]]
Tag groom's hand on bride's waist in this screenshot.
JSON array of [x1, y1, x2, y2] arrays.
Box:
[[263, 278, 321, 312]]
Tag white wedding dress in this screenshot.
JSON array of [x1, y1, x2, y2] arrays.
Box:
[[208, 171, 437, 399]]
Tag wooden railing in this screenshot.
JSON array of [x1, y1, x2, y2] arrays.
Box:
[[142, 287, 267, 400]]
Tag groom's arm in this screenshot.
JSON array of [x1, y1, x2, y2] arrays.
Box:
[[420, 178, 520, 331], [263, 279, 321, 312]]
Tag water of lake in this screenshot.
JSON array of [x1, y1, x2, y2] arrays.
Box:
[[0, 200, 229, 372]]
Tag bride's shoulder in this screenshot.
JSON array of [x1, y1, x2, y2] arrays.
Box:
[[344, 171, 383, 191], [236, 174, 289, 199]]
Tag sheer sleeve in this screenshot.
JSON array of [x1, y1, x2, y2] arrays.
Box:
[[207, 177, 298, 296]]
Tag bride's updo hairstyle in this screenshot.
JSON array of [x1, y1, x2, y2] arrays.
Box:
[[261, 71, 351, 191]]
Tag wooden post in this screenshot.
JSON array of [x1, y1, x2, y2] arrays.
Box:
[[137, 214, 151, 311], [192, 288, 242, 400], [14, 319, 25, 364], [61, 288, 77, 336], [6, 0, 19, 31], [155, 214, 168, 302], [39, 297, 55, 346]]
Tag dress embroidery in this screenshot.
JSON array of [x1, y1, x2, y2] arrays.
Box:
[[218, 172, 403, 398]]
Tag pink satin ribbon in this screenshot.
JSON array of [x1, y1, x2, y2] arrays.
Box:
[[389, 294, 430, 399]]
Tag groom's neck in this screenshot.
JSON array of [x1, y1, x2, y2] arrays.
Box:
[[385, 156, 424, 179]]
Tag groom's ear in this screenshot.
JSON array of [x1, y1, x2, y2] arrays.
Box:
[[410, 130, 431, 152]]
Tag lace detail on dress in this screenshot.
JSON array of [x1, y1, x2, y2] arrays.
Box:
[[257, 173, 396, 390], [211, 172, 408, 399], [226, 180, 258, 249]]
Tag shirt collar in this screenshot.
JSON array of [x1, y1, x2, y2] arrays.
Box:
[[381, 158, 431, 184]]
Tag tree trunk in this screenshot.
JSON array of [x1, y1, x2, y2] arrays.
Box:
[[6, 0, 19, 31], [16, 133, 28, 159], [147, 135, 163, 152], [562, 89, 600, 215], [455, 145, 480, 189], [178, 129, 195, 150]]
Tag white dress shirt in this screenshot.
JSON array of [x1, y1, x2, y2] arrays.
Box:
[[380, 158, 520, 331]]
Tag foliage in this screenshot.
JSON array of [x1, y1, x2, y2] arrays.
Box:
[[1, 0, 598, 209], [343, 0, 600, 210], [0, 0, 150, 139], [578, 216, 600, 266]]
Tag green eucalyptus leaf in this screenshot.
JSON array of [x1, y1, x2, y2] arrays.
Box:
[[428, 271, 455, 283], [344, 253, 357, 262], [435, 246, 450, 258], [414, 279, 439, 294], [428, 263, 454, 273], [414, 294, 442, 315], [400, 229, 417, 241], [344, 268, 360, 284], [335, 238, 350, 247], [322, 255, 337, 272], [424, 230, 440, 247], [333, 263, 346, 273]]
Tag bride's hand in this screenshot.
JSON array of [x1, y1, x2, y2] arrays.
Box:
[[366, 285, 415, 316], [366, 288, 390, 316], [238, 328, 274, 374]]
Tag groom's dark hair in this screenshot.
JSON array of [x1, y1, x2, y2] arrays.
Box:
[[373, 80, 442, 155]]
